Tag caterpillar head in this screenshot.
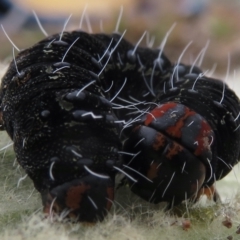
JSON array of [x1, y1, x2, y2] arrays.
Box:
[[123, 102, 215, 205]]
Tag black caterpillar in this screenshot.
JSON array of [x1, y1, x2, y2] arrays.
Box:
[[0, 29, 240, 222]]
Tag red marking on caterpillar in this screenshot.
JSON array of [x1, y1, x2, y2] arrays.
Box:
[[144, 102, 178, 125]]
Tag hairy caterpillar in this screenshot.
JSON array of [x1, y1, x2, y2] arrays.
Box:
[[0, 25, 239, 222]]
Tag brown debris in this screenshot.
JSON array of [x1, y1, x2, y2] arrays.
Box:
[[182, 220, 191, 231], [222, 217, 232, 229]]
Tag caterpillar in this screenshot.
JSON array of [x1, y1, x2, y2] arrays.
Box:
[[0, 27, 239, 222]]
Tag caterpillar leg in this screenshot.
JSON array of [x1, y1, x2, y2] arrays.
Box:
[[193, 184, 221, 203], [42, 175, 114, 222]]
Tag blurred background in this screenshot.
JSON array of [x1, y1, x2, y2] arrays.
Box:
[[0, 0, 240, 75], [0, 0, 240, 202]]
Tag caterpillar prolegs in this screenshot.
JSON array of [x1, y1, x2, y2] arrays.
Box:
[[0, 29, 239, 222]]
